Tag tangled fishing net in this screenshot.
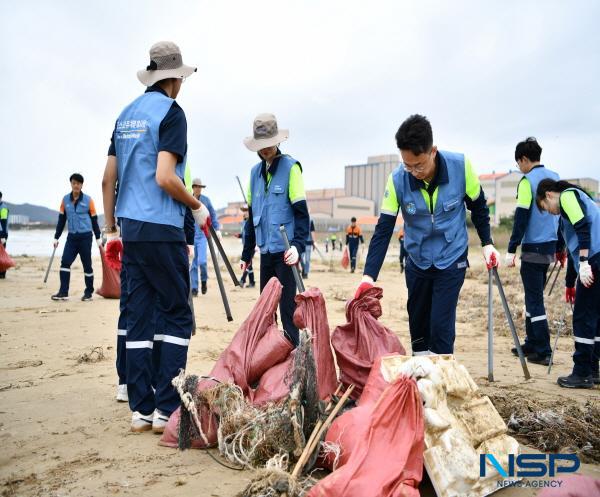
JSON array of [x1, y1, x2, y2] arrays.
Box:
[[488, 389, 600, 463], [175, 329, 322, 477]]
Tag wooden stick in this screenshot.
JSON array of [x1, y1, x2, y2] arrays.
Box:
[[291, 384, 355, 478]]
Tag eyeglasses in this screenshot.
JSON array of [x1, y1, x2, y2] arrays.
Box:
[[403, 161, 428, 174]]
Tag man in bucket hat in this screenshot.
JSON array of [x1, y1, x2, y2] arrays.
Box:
[[241, 113, 310, 347], [102, 41, 210, 433]]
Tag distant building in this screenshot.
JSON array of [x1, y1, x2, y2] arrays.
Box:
[[563, 177, 599, 200], [8, 214, 30, 225], [306, 188, 374, 219], [345, 154, 400, 214]]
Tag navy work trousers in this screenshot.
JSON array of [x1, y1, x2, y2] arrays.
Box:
[[59, 232, 93, 295], [116, 264, 128, 385], [259, 251, 299, 347], [123, 241, 193, 416], [520, 261, 552, 356], [572, 264, 600, 377], [405, 256, 466, 354], [348, 240, 359, 271]]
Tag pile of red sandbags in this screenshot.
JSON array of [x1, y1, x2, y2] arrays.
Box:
[[311, 356, 424, 497], [331, 287, 405, 399], [96, 246, 121, 299], [0, 243, 15, 273]]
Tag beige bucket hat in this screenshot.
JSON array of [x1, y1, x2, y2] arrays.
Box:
[[243, 113, 289, 152], [137, 41, 197, 87], [192, 178, 206, 188]]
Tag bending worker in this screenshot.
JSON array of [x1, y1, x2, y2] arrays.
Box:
[[240, 113, 309, 347], [102, 41, 209, 432], [355, 114, 500, 355], [190, 177, 220, 296], [51, 173, 102, 301], [345, 217, 364, 273], [537, 179, 600, 389], [505, 137, 562, 366]]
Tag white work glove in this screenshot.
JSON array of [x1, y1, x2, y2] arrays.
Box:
[[96, 238, 103, 248], [53, 239, 59, 248], [188, 244, 195, 260], [192, 204, 210, 229], [579, 260, 595, 288], [0, 238, 6, 244], [355, 274, 374, 299], [483, 244, 500, 270], [505, 252, 516, 267], [284, 245, 299, 265]]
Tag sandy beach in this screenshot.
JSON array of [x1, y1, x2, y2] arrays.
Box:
[[1, 246, 599, 496]]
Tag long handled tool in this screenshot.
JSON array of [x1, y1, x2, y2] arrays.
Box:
[[312, 243, 326, 262], [487, 269, 494, 382], [547, 264, 562, 296], [548, 296, 574, 374], [235, 175, 248, 204], [544, 261, 558, 291], [279, 225, 305, 293], [208, 224, 240, 286], [43, 246, 57, 283], [492, 267, 531, 380], [206, 229, 233, 322]]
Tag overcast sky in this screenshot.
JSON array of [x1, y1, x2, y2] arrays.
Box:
[[1, 0, 599, 211]]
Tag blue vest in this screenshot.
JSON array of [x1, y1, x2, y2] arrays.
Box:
[[114, 91, 186, 228], [392, 151, 468, 270], [522, 166, 559, 245], [63, 193, 93, 234], [250, 155, 296, 254], [561, 188, 600, 272]]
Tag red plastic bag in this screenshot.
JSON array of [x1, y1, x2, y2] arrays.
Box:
[[309, 375, 424, 497], [96, 246, 121, 299], [293, 287, 338, 401], [0, 244, 15, 272], [341, 246, 349, 269], [331, 287, 405, 399]]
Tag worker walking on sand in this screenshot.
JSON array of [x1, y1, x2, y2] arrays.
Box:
[[355, 114, 500, 355], [51, 173, 102, 301], [240, 113, 309, 347], [102, 41, 209, 432], [0, 192, 9, 279], [504, 137, 562, 366], [190, 177, 220, 296], [239, 206, 256, 288], [537, 179, 600, 389], [345, 217, 364, 273]]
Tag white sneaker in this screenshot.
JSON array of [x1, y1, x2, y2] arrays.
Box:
[[130, 411, 153, 432], [152, 409, 170, 434], [116, 384, 128, 402]]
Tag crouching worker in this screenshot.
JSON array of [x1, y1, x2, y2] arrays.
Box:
[[537, 179, 600, 389], [102, 41, 210, 432], [51, 173, 102, 301], [240, 113, 309, 347], [355, 114, 500, 355]]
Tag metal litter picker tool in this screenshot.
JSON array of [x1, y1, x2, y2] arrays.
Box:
[[487, 269, 494, 382], [547, 264, 562, 296], [206, 228, 233, 322], [544, 261, 558, 291], [279, 225, 305, 293], [492, 267, 531, 380], [208, 223, 240, 287], [43, 246, 57, 283]]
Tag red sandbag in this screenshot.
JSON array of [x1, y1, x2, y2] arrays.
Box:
[[249, 352, 295, 406], [248, 325, 295, 385], [331, 287, 405, 399], [321, 355, 391, 470], [537, 475, 600, 497], [0, 244, 15, 272], [308, 376, 424, 497], [96, 246, 121, 299], [341, 246, 349, 269], [293, 287, 338, 401], [160, 277, 293, 448]]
